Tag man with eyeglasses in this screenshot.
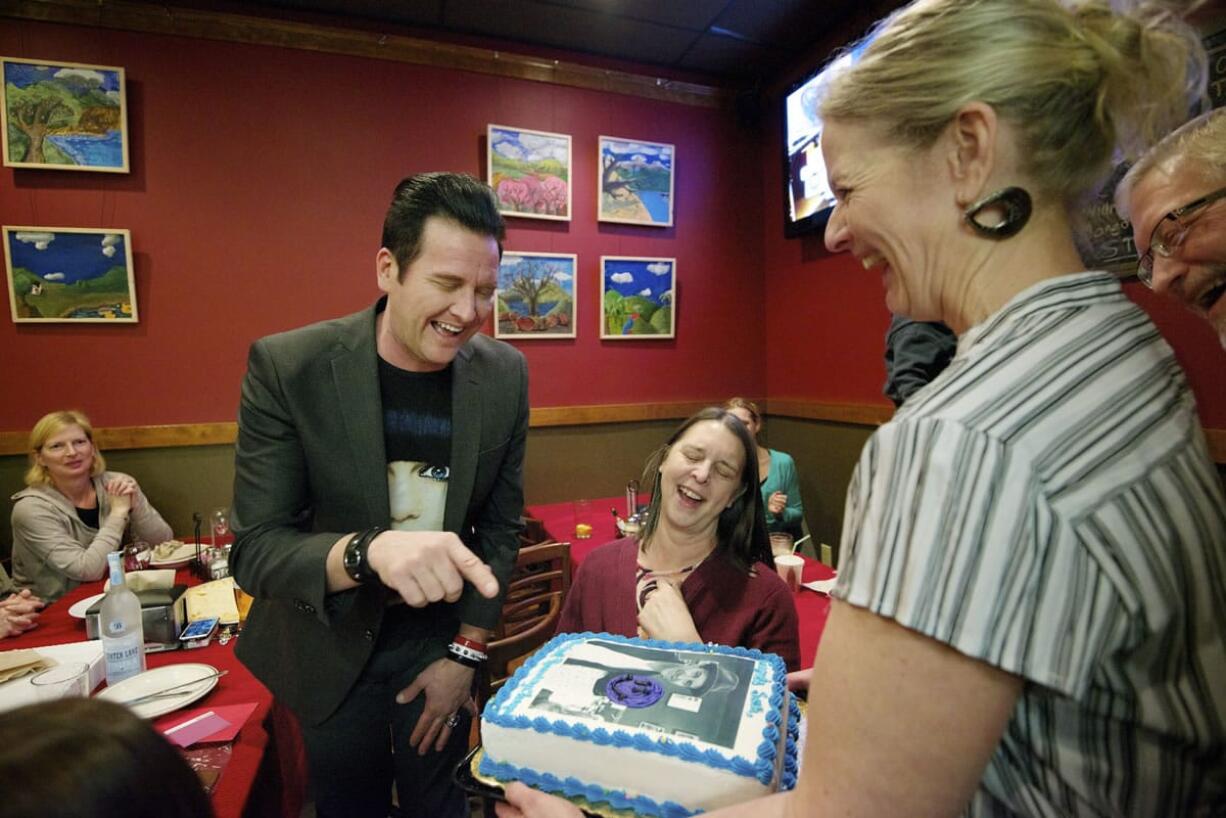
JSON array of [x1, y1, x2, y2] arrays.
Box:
[[1116, 108, 1226, 348]]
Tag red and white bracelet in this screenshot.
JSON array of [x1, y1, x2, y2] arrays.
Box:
[[447, 636, 488, 668]]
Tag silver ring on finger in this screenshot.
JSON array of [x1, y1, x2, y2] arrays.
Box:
[[445, 712, 461, 728]]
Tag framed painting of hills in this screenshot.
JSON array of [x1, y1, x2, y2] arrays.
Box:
[[496, 251, 577, 339], [598, 136, 674, 227], [1, 57, 129, 172], [488, 124, 571, 221], [601, 256, 675, 339], [4, 226, 138, 323]]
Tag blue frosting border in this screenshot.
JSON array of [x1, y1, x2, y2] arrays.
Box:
[[482, 631, 797, 802]]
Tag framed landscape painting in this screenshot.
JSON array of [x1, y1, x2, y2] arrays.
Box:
[[487, 124, 572, 221], [1, 57, 129, 172], [496, 252, 577, 339], [598, 136, 674, 227], [4, 226, 138, 323], [600, 256, 675, 339]]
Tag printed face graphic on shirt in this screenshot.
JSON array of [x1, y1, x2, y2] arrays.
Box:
[[388, 460, 449, 531]]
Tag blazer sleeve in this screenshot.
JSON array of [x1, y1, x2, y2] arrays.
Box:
[[456, 351, 529, 630], [230, 338, 337, 621]]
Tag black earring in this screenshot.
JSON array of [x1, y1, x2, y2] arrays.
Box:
[[963, 186, 1032, 239]]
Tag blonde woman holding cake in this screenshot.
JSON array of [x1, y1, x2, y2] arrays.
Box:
[[556, 407, 800, 671], [10, 410, 173, 602], [501, 0, 1224, 815]]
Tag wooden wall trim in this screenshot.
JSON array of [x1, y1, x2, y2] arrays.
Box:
[[765, 399, 895, 427], [3, 405, 1223, 463], [3, 0, 727, 109], [529, 400, 721, 428]]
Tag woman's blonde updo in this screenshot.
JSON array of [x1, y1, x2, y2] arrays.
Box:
[[821, 0, 1206, 203], [24, 409, 106, 487]]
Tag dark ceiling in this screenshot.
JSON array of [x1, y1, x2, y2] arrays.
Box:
[[225, 0, 878, 86]]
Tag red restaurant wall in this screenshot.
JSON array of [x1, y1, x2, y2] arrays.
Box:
[[759, 111, 1226, 428], [0, 20, 766, 432]]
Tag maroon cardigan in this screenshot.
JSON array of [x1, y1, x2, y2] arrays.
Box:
[[556, 537, 801, 671]]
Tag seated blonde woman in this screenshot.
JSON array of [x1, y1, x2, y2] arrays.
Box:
[[10, 410, 172, 602]]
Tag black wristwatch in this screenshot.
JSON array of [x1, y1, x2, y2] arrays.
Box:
[[342, 527, 384, 584]]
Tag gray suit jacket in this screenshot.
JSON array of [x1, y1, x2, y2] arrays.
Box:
[[230, 300, 528, 725]]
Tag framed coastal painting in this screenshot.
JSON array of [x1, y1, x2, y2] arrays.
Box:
[[3, 226, 138, 323], [598, 136, 674, 227], [600, 256, 675, 340], [496, 252, 577, 339], [487, 124, 572, 221], [1, 57, 129, 173]]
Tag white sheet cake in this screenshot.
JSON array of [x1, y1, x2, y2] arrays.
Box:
[[479, 632, 800, 817]]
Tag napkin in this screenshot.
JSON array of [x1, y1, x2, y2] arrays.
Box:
[[158, 702, 258, 746], [104, 569, 177, 593], [0, 650, 52, 683], [185, 578, 240, 626]]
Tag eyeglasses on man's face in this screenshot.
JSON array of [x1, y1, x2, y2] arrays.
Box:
[[1136, 186, 1226, 287]]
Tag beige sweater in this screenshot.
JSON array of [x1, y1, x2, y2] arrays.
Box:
[[10, 472, 173, 602]]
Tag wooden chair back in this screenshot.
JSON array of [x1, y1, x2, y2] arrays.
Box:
[[478, 540, 571, 706]]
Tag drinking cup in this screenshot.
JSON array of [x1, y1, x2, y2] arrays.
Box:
[[573, 499, 593, 539], [124, 540, 152, 572], [769, 532, 795, 558], [29, 662, 90, 701], [773, 554, 804, 593]]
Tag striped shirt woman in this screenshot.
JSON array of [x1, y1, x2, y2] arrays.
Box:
[[838, 272, 1226, 816]]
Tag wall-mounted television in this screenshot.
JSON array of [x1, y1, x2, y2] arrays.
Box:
[[782, 49, 861, 239]]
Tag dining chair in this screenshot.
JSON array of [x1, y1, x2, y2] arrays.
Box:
[[476, 540, 572, 709]]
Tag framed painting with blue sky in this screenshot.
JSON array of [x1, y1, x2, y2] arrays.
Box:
[[4, 226, 138, 323], [496, 252, 577, 339], [598, 136, 674, 227], [600, 256, 675, 340], [487, 124, 572, 221], [1, 57, 129, 172]]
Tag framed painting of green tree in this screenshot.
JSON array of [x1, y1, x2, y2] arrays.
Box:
[[496, 252, 577, 339], [4, 227, 138, 323], [601, 256, 675, 339], [598, 136, 674, 227], [1, 57, 129, 173]]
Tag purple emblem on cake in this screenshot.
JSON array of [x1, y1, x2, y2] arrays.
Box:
[[605, 674, 663, 708]]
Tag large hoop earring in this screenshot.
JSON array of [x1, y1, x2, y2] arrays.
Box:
[[963, 186, 1032, 239]]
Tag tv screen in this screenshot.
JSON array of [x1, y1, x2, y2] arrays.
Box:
[[782, 50, 859, 239]]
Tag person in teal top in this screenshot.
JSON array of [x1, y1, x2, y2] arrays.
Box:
[[724, 398, 805, 539]]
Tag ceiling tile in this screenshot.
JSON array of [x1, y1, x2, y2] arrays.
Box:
[[443, 0, 698, 65]]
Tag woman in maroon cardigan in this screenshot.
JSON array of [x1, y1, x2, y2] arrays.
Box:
[[556, 408, 801, 671]]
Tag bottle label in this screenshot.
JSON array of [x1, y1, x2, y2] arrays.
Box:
[[103, 632, 144, 683]]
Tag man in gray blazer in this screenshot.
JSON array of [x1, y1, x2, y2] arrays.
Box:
[[231, 173, 528, 818]]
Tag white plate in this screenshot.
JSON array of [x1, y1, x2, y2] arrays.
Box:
[[68, 592, 106, 620], [149, 541, 199, 568], [96, 663, 220, 719]]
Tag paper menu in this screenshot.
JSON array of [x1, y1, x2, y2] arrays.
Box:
[[185, 578, 240, 626]]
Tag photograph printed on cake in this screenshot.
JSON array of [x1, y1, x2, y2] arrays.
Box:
[[526, 639, 753, 748]]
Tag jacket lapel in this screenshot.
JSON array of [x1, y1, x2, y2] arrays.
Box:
[[447, 345, 480, 535], [333, 307, 390, 527]]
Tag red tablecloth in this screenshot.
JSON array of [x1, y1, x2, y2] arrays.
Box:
[[5, 569, 305, 818], [528, 497, 834, 669]]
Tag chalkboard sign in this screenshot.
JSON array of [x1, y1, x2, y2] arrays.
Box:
[[1073, 26, 1226, 277], [1074, 162, 1138, 274]]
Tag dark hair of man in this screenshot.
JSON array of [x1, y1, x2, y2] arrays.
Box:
[[381, 172, 507, 282], [638, 407, 771, 573], [0, 698, 214, 818]]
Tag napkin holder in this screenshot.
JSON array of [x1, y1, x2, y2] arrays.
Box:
[[85, 585, 187, 651]]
